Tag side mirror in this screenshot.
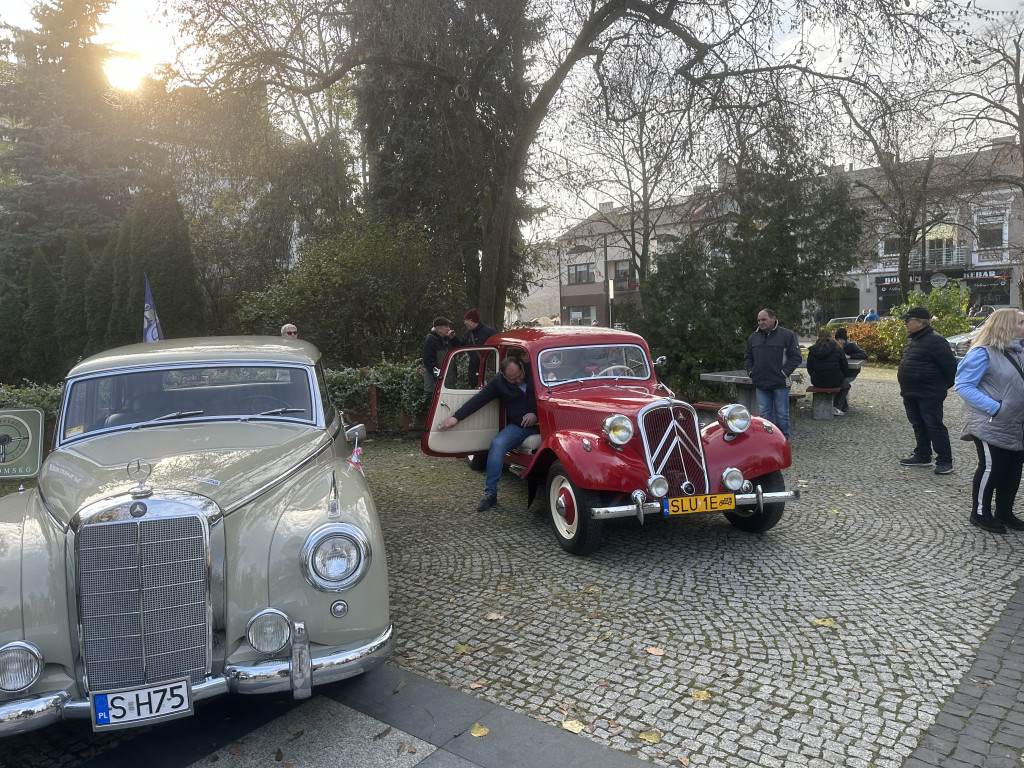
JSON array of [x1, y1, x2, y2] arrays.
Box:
[[345, 424, 367, 443], [653, 356, 667, 366]]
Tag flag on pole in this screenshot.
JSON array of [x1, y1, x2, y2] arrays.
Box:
[[143, 273, 164, 343]]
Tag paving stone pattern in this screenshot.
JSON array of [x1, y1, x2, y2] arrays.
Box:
[[365, 365, 1024, 767]]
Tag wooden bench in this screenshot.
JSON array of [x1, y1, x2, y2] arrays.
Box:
[[693, 401, 728, 412], [805, 387, 841, 421]]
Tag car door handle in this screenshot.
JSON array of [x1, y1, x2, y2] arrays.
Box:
[[439, 401, 451, 410]]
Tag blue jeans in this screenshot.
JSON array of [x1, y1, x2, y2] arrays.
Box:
[[485, 423, 540, 499], [902, 396, 951, 463], [756, 387, 792, 439]]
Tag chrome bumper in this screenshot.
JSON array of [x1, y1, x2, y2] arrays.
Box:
[[591, 488, 800, 520], [0, 623, 395, 737]]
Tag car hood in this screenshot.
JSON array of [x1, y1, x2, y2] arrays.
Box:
[[38, 422, 331, 525], [540, 382, 668, 417]]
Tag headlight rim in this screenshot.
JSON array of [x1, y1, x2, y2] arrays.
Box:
[[301, 523, 372, 593], [717, 404, 751, 434], [246, 608, 292, 656], [0, 641, 44, 693], [602, 414, 634, 446]]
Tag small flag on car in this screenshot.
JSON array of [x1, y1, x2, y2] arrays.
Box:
[[143, 273, 164, 343]]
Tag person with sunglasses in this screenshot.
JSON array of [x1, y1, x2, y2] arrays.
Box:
[[280, 324, 298, 338], [437, 357, 539, 511]]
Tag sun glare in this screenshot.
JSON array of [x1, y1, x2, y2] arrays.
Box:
[[97, 3, 176, 90], [103, 53, 147, 90]]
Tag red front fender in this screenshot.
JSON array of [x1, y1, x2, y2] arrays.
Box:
[[523, 430, 651, 495], [701, 417, 792, 489]]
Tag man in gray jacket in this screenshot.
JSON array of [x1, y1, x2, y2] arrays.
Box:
[[744, 308, 803, 440]]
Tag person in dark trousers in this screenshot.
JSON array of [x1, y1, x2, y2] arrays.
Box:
[[834, 328, 868, 413], [422, 317, 459, 399], [897, 307, 958, 474], [744, 308, 802, 439], [437, 357, 539, 511], [954, 308, 1024, 533], [462, 308, 497, 387], [806, 329, 851, 416]]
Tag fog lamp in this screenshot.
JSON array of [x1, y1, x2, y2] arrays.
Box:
[[721, 467, 745, 492], [247, 609, 291, 655], [647, 475, 670, 498]]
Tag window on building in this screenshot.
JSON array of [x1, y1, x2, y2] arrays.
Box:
[[568, 306, 597, 325], [613, 260, 636, 290], [567, 263, 595, 284], [977, 213, 1005, 250]]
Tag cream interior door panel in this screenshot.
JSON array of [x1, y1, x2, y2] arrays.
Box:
[[426, 392, 499, 453]]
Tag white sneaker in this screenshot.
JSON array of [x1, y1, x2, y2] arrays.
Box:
[[833, 408, 845, 416]]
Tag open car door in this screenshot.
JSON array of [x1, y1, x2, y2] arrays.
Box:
[[422, 346, 500, 456]]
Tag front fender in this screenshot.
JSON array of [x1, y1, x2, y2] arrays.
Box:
[[701, 417, 792, 488], [531, 430, 649, 494]]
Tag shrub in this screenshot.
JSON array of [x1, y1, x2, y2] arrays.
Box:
[[0, 381, 63, 418], [843, 323, 891, 360], [324, 360, 428, 432], [882, 285, 972, 359]]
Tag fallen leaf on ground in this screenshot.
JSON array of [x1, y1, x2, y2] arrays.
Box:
[[581, 587, 599, 594], [275, 747, 284, 762], [813, 617, 837, 627], [287, 731, 304, 742], [409, 747, 417, 754], [537, 716, 551, 722], [470, 723, 489, 737], [588, 611, 599, 619], [562, 720, 586, 733], [679, 757, 690, 766], [469, 680, 490, 689], [691, 690, 711, 701], [485, 611, 503, 620], [229, 747, 243, 756], [393, 680, 405, 693], [647, 647, 665, 656], [609, 720, 619, 727], [397, 744, 406, 755], [374, 726, 392, 740], [827, 509, 839, 515], [598, 680, 610, 687], [454, 643, 470, 655], [638, 730, 662, 744]]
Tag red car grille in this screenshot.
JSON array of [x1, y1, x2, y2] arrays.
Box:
[[639, 401, 709, 495]]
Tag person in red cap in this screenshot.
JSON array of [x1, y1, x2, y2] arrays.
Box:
[[463, 309, 496, 387]]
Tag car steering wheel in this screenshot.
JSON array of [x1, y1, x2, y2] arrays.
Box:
[[597, 365, 633, 377]]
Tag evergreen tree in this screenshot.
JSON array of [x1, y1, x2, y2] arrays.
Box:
[[57, 225, 93, 369], [85, 225, 117, 354], [0, 279, 26, 384], [128, 179, 208, 339], [23, 248, 61, 382], [0, 0, 145, 285], [106, 222, 135, 347]]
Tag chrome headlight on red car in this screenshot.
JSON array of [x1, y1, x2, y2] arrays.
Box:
[[717, 405, 751, 434], [602, 414, 634, 445]]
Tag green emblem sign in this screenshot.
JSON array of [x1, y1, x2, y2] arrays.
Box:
[[0, 408, 45, 479]]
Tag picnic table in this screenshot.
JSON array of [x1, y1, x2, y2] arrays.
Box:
[[700, 360, 862, 415]]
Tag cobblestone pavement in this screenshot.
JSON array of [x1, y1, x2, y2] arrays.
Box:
[[365, 365, 1024, 767]]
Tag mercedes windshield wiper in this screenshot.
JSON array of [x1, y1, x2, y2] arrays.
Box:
[[131, 411, 205, 428], [255, 407, 306, 416]]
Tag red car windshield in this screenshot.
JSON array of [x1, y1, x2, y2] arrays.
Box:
[[536, 344, 650, 385]]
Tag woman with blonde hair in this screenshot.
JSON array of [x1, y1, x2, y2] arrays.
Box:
[[955, 308, 1024, 533]]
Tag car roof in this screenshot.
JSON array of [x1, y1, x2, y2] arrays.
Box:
[[67, 336, 321, 378], [486, 325, 649, 349]]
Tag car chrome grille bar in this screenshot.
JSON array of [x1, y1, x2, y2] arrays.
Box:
[[639, 402, 710, 495], [78, 515, 209, 691]]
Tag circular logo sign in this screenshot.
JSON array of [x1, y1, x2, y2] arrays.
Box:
[[129, 501, 148, 518], [0, 414, 32, 466], [930, 272, 948, 288]]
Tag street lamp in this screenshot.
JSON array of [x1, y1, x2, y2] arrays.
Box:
[[608, 277, 615, 328]]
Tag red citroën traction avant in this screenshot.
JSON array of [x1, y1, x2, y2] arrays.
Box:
[[422, 326, 798, 555]]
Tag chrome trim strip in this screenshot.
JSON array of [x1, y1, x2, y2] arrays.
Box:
[[290, 621, 312, 700], [0, 625, 395, 736], [591, 489, 800, 519]]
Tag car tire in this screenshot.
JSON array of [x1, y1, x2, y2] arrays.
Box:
[[467, 452, 487, 471], [724, 470, 786, 532], [546, 461, 603, 555]]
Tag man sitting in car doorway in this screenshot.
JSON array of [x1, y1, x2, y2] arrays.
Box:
[[436, 357, 539, 512]]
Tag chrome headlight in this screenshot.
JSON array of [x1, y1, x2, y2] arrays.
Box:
[[717, 404, 751, 434], [647, 475, 670, 498], [246, 609, 291, 655], [721, 467, 745, 492], [301, 523, 372, 592], [602, 414, 634, 446], [0, 641, 43, 692]]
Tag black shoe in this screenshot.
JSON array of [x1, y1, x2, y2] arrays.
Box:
[[934, 462, 953, 475], [899, 455, 933, 467], [476, 495, 497, 512], [970, 514, 1007, 533], [995, 513, 1024, 530]]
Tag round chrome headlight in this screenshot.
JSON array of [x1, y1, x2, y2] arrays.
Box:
[[647, 475, 670, 498], [246, 609, 291, 655], [0, 641, 43, 692], [602, 414, 634, 446], [717, 404, 751, 434], [301, 524, 372, 592], [721, 467, 745, 492]]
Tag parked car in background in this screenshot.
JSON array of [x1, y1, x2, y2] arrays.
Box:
[[422, 326, 798, 555], [0, 337, 392, 736], [826, 316, 859, 325], [947, 317, 986, 359]]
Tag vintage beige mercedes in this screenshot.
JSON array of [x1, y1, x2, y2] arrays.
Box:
[[0, 338, 392, 736]]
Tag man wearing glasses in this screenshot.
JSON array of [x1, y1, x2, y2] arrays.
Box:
[[897, 307, 957, 474], [281, 324, 298, 338], [437, 357, 539, 511]]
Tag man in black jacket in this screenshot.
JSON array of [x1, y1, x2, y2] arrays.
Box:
[[437, 357, 539, 511], [897, 307, 958, 474], [744, 309, 802, 439], [462, 308, 497, 387], [422, 317, 458, 399]]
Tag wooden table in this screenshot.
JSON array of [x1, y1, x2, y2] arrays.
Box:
[[700, 361, 861, 415]]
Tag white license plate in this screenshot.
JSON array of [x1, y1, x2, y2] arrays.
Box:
[[91, 678, 192, 730]]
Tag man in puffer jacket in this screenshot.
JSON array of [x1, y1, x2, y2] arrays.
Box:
[[744, 308, 802, 439], [897, 307, 958, 473]]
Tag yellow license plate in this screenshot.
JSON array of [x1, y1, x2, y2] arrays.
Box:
[[663, 493, 736, 515]]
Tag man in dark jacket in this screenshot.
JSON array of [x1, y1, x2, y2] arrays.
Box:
[[744, 309, 802, 439], [897, 307, 958, 474], [437, 357, 539, 511], [422, 317, 458, 399], [462, 308, 497, 386]]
